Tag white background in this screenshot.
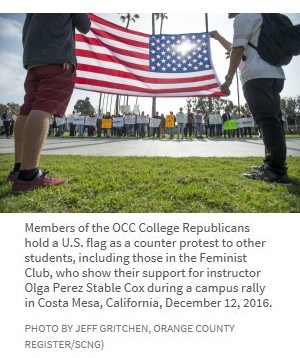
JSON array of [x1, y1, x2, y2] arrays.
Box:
[[0, 213, 299, 357]]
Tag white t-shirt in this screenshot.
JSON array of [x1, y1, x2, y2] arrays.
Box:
[[232, 13, 285, 86], [176, 112, 187, 124]]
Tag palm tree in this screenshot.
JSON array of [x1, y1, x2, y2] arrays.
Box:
[[116, 14, 140, 114], [119, 13, 140, 29], [154, 13, 168, 34]]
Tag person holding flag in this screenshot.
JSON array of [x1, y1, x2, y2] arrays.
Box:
[[210, 13, 291, 185], [8, 14, 91, 194]]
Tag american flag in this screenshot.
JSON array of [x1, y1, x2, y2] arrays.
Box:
[[75, 13, 224, 97]]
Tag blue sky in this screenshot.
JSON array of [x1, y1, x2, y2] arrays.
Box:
[[0, 13, 300, 116]]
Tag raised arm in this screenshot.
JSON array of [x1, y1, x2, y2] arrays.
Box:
[[209, 30, 232, 52]]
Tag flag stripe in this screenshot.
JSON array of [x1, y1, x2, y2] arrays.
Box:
[[77, 63, 218, 86], [90, 27, 149, 50], [76, 34, 149, 61], [75, 74, 222, 94], [88, 13, 150, 40], [76, 44, 149, 72], [75, 13, 223, 97], [76, 77, 223, 97]]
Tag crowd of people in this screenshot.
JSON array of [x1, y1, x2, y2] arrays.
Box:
[[47, 107, 257, 140]]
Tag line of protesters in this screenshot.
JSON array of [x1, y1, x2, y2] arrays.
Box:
[[47, 107, 257, 140]]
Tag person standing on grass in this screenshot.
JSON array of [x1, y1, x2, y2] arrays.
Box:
[[160, 113, 166, 138], [151, 111, 161, 138], [203, 111, 210, 138], [194, 110, 204, 139], [168, 111, 176, 140], [242, 112, 253, 138], [7, 14, 91, 194], [222, 107, 232, 138], [210, 13, 291, 185], [186, 109, 195, 138], [1, 107, 13, 138], [176, 107, 187, 140]]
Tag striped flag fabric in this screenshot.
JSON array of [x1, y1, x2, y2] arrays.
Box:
[[75, 13, 224, 97]]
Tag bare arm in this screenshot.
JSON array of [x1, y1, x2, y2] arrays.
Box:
[[220, 46, 245, 95], [209, 30, 232, 52], [226, 46, 244, 78]]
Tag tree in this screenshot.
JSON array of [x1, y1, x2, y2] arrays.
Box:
[[73, 97, 95, 115], [281, 96, 300, 128], [186, 97, 233, 114], [154, 13, 168, 34], [119, 13, 140, 29], [0, 102, 20, 115], [117, 14, 141, 114]]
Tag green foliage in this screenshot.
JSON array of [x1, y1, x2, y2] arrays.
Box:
[[280, 96, 300, 125], [0, 102, 20, 115], [0, 154, 299, 213], [73, 97, 95, 115], [187, 97, 233, 113], [119, 13, 140, 29]]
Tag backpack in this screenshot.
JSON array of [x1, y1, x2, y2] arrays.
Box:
[[248, 13, 300, 67]]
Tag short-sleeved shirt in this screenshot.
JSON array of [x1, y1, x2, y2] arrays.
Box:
[[195, 114, 203, 124], [232, 13, 285, 86], [176, 112, 187, 124]]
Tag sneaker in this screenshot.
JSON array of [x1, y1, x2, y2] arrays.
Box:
[[251, 164, 266, 171], [243, 169, 292, 186], [7, 171, 19, 183], [11, 171, 68, 194]]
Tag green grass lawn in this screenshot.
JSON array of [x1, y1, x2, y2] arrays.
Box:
[[0, 154, 299, 213]]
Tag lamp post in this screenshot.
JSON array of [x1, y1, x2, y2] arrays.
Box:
[[205, 13, 213, 112]]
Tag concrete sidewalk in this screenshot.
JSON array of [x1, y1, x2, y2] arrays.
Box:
[[1, 136, 300, 157]]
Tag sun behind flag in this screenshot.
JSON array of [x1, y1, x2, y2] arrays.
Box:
[[149, 33, 213, 73], [75, 13, 224, 97]]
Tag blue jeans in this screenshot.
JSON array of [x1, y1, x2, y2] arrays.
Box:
[[177, 123, 185, 138], [195, 123, 203, 137], [243, 78, 286, 175], [169, 127, 175, 139], [78, 124, 85, 137]]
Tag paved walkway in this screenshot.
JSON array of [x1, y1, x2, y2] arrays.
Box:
[[1, 136, 300, 157]]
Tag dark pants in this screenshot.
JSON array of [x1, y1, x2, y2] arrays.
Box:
[[243, 78, 286, 175], [3, 121, 11, 137]]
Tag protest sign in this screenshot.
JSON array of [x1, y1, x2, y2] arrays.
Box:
[[223, 119, 237, 130], [165, 115, 175, 128], [240, 116, 255, 128], [124, 115, 136, 125], [120, 105, 130, 114], [150, 117, 161, 128], [113, 117, 124, 128], [84, 116, 97, 126], [137, 115, 150, 124], [73, 116, 85, 126], [55, 117, 66, 127], [101, 118, 112, 129]]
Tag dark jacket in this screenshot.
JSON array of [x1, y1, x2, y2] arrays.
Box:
[[222, 112, 231, 123], [22, 14, 91, 69]]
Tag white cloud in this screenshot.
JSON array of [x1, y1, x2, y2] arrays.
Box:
[[0, 52, 25, 103], [0, 16, 22, 40]]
